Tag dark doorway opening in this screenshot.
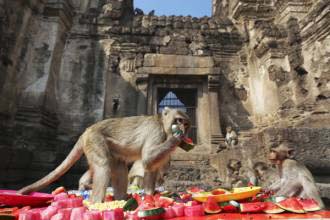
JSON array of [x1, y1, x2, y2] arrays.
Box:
[[157, 88, 197, 143]]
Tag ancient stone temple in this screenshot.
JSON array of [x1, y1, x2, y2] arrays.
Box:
[[0, 0, 329, 202]]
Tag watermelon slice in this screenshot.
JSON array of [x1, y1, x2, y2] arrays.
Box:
[[179, 137, 195, 152], [186, 186, 203, 194], [211, 189, 228, 195], [203, 197, 221, 214], [276, 198, 305, 213], [240, 202, 266, 213], [155, 197, 174, 208], [137, 207, 165, 218], [263, 202, 285, 214], [123, 198, 138, 211], [298, 198, 322, 212]]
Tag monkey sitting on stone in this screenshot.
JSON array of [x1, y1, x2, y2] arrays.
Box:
[[225, 126, 238, 147], [18, 107, 191, 203], [253, 161, 280, 189], [268, 142, 324, 208], [225, 159, 257, 188]]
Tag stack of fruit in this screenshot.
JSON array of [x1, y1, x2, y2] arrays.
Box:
[[0, 186, 323, 220]]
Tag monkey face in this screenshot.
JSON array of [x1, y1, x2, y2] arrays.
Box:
[[269, 151, 278, 164], [162, 107, 191, 137]]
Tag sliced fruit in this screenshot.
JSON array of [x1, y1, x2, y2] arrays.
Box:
[[179, 137, 195, 152], [185, 201, 200, 206], [203, 197, 221, 214], [240, 202, 266, 213], [137, 207, 165, 218], [193, 186, 261, 203], [186, 186, 203, 194], [143, 195, 155, 207], [276, 198, 305, 213], [123, 198, 138, 211], [184, 204, 205, 217], [52, 186, 66, 195], [155, 197, 174, 208], [298, 198, 322, 212], [132, 194, 142, 205], [263, 202, 285, 214], [222, 204, 238, 212], [211, 188, 228, 195]]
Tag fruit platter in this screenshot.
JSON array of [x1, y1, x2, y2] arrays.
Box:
[[0, 186, 328, 220]]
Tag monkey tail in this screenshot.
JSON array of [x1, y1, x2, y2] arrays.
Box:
[[18, 137, 84, 194]]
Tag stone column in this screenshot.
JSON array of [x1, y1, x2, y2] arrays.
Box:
[[136, 73, 149, 115], [207, 74, 224, 152], [11, 0, 73, 188]]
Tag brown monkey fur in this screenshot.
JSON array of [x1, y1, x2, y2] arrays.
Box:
[[18, 107, 190, 203], [253, 161, 280, 189], [269, 142, 324, 208], [78, 160, 168, 190]]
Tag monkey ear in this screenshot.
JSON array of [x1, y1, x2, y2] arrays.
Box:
[[162, 107, 171, 116]]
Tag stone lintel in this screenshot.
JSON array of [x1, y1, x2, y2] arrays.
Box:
[[231, 1, 274, 20], [138, 67, 217, 75], [43, 0, 74, 29], [275, 0, 313, 24], [143, 54, 214, 68]]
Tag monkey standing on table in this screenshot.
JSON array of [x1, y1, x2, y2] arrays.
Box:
[[268, 142, 324, 208], [18, 107, 191, 203]]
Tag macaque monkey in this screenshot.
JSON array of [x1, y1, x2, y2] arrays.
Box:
[[18, 107, 191, 203], [128, 160, 169, 188], [253, 162, 280, 189], [225, 126, 238, 147], [268, 142, 324, 208], [238, 167, 258, 186], [225, 159, 241, 187], [226, 159, 257, 187], [77, 159, 167, 190]]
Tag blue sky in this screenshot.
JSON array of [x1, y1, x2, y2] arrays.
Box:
[[134, 0, 212, 17]]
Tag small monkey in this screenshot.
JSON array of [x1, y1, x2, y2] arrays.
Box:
[[225, 159, 241, 187], [225, 126, 238, 147], [253, 161, 280, 189], [226, 159, 257, 187], [18, 107, 191, 203], [268, 142, 324, 208]]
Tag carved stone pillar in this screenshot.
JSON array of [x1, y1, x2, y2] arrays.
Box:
[[9, 0, 73, 188], [207, 74, 224, 151], [136, 73, 149, 115]]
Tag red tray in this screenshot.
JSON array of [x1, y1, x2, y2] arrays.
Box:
[[0, 190, 53, 207], [171, 211, 330, 220]]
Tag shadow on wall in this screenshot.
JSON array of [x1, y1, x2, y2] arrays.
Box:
[[219, 74, 253, 135]]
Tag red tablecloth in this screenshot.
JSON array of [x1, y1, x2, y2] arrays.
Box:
[[171, 211, 330, 220]]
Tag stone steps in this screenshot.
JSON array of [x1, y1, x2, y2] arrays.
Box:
[[163, 157, 221, 191]]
